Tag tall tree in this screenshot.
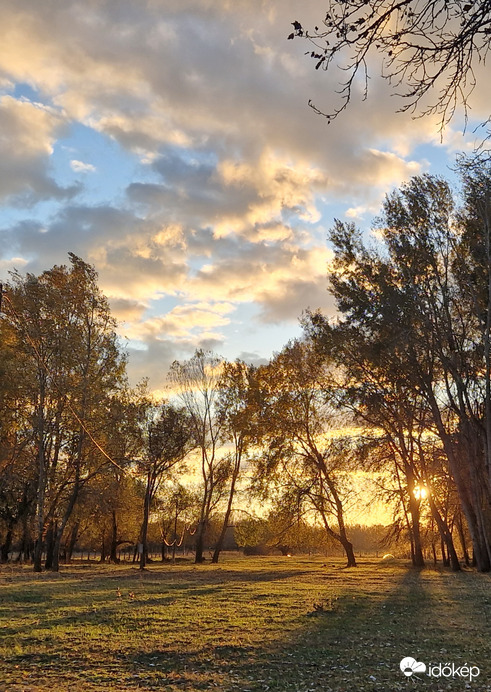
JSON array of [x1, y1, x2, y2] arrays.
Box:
[[92, 385, 148, 564], [3, 255, 126, 571], [169, 350, 226, 563], [0, 314, 37, 562], [211, 360, 256, 563], [254, 339, 357, 567], [310, 170, 491, 570]]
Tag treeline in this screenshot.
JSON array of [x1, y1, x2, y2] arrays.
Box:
[[1, 159, 491, 572]]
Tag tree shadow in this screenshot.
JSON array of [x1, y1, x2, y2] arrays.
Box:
[[3, 563, 490, 691]]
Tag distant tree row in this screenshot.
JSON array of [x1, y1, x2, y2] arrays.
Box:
[[1, 159, 491, 572]]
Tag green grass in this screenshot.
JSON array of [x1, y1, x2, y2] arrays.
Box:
[[0, 556, 489, 691]]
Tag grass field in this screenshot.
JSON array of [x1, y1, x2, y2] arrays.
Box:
[[0, 556, 489, 691]]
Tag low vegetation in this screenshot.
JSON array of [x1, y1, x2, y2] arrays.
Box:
[[1, 555, 489, 691]]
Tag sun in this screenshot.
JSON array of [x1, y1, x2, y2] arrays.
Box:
[[413, 486, 428, 501]]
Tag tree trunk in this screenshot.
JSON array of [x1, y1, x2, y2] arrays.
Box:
[[17, 512, 32, 563], [428, 497, 460, 571], [441, 538, 449, 566], [0, 528, 13, 563], [432, 540, 437, 566], [341, 536, 357, 567], [33, 386, 47, 573], [109, 511, 119, 563], [212, 454, 241, 564], [408, 494, 425, 567], [317, 507, 356, 567], [456, 512, 471, 565], [426, 390, 490, 571], [44, 520, 56, 570], [139, 472, 153, 570], [66, 522, 79, 563], [194, 521, 206, 563], [51, 480, 81, 572], [100, 532, 106, 563]]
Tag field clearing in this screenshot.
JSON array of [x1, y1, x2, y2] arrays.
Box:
[[0, 556, 489, 691]]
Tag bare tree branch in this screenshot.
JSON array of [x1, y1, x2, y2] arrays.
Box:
[[290, 1, 491, 133]]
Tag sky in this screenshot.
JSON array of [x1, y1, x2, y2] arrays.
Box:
[[0, 0, 487, 393]]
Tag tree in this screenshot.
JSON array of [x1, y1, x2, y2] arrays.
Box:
[[168, 350, 227, 563], [2, 255, 127, 571], [87, 386, 148, 564], [309, 169, 491, 570], [211, 360, 256, 564], [254, 339, 357, 567], [137, 402, 194, 570], [289, 1, 491, 134], [158, 483, 199, 562], [0, 315, 37, 562], [307, 314, 460, 568]]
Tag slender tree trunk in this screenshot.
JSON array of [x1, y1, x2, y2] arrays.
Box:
[[316, 454, 357, 567], [33, 386, 47, 572], [195, 470, 211, 564], [171, 503, 179, 563], [17, 515, 31, 563], [110, 511, 119, 563], [67, 522, 79, 563], [428, 497, 460, 571], [456, 512, 471, 565], [339, 531, 356, 567], [408, 494, 425, 567], [432, 540, 437, 566], [51, 479, 81, 572], [317, 507, 356, 567], [441, 538, 449, 566], [139, 472, 153, 570], [44, 520, 56, 570], [212, 452, 241, 563]]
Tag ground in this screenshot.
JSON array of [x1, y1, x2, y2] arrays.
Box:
[[0, 556, 489, 691]]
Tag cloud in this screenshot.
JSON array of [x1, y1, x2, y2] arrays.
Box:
[[0, 0, 481, 390], [125, 302, 235, 341], [189, 240, 334, 322], [108, 297, 147, 323], [70, 159, 96, 173], [236, 351, 269, 367], [0, 256, 28, 273], [0, 96, 77, 203], [256, 277, 337, 324], [2, 205, 189, 302], [126, 337, 178, 391]]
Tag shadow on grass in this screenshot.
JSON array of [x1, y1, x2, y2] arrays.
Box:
[[210, 567, 490, 692], [123, 567, 490, 691], [2, 562, 490, 691]]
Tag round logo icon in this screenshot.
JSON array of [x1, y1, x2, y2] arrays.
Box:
[[400, 657, 426, 677]]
